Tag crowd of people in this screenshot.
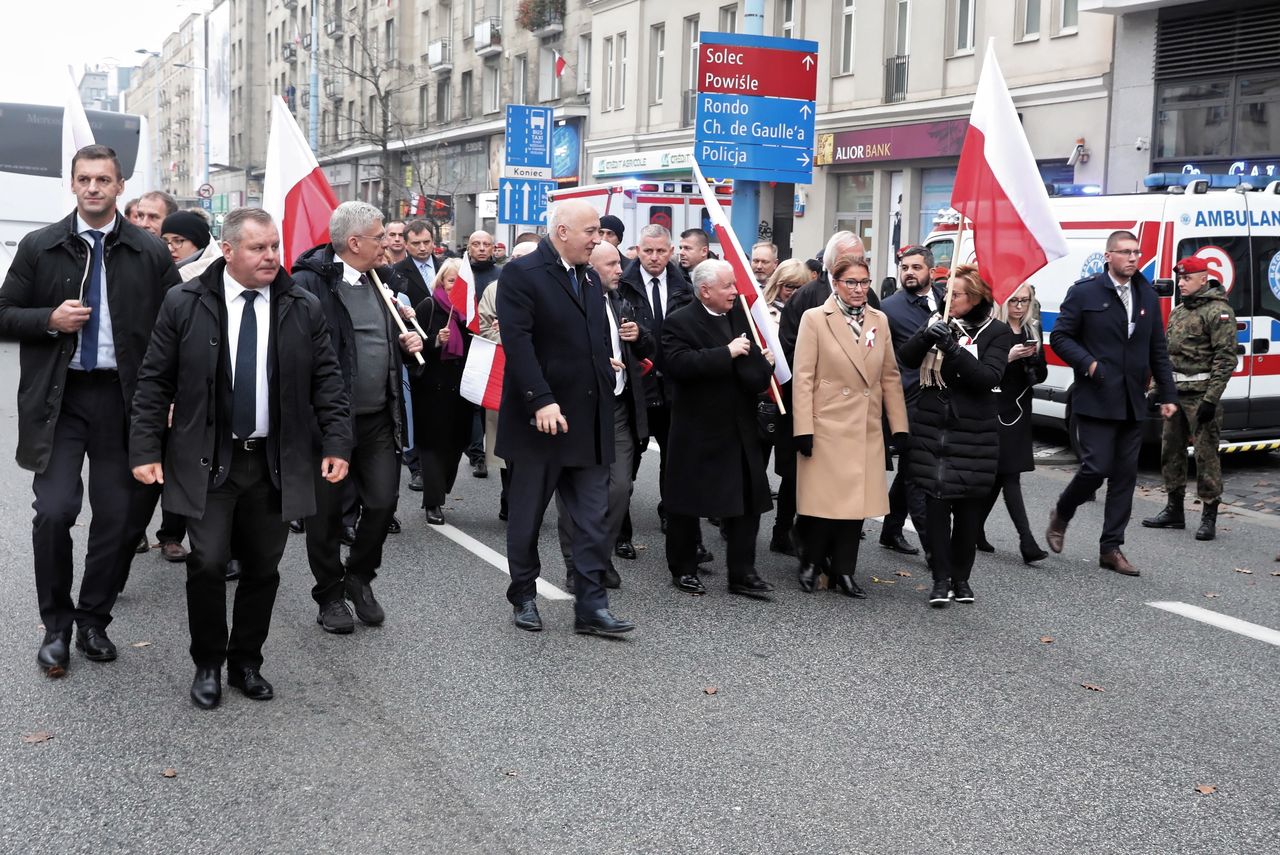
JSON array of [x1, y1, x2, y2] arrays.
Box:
[[0, 144, 1241, 708]]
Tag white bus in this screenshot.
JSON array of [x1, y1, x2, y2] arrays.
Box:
[[0, 102, 150, 282]]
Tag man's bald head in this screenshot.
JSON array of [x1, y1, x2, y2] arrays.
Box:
[[590, 240, 624, 290], [548, 199, 601, 266], [467, 230, 494, 263]]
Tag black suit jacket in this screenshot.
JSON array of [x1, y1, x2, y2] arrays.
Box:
[[392, 256, 434, 309], [129, 259, 352, 521], [1050, 268, 1177, 421], [605, 288, 653, 442], [494, 238, 615, 466], [617, 258, 694, 406]]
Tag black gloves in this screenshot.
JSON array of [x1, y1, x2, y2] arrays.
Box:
[[795, 434, 814, 457], [891, 432, 911, 454], [926, 320, 960, 355], [1196, 400, 1217, 424]]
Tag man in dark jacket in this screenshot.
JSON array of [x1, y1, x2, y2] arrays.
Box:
[[290, 201, 423, 634], [495, 199, 634, 637], [464, 230, 500, 477], [391, 220, 437, 493], [1048, 230, 1178, 576], [662, 259, 776, 599], [0, 144, 181, 677], [130, 208, 352, 708]]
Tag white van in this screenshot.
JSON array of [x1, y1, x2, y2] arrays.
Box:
[[924, 178, 1280, 449], [549, 179, 734, 255]]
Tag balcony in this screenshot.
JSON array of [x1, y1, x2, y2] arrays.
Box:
[[282, 43, 298, 64], [428, 39, 452, 73], [681, 90, 697, 128], [529, 12, 563, 38], [474, 19, 502, 57], [302, 33, 312, 49], [323, 78, 343, 101], [883, 54, 908, 104], [283, 0, 297, 8], [325, 16, 343, 37]]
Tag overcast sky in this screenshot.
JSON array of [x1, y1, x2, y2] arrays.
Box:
[[0, 0, 212, 105]]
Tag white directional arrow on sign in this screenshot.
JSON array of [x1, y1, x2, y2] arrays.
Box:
[[796, 152, 811, 167], [802, 55, 815, 70], [503, 183, 513, 213], [522, 182, 531, 213], [799, 103, 813, 118]]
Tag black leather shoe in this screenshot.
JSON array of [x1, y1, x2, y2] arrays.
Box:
[[408, 471, 424, 492], [797, 562, 818, 593], [951, 580, 975, 603], [75, 626, 117, 662], [37, 630, 71, 677], [673, 574, 706, 595], [225, 559, 241, 581], [574, 608, 635, 636], [614, 540, 637, 560], [345, 577, 386, 625], [695, 544, 714, 565], [728, 574, 775, 600], [879, 532, 920, 555], [835, 575, 867, 599], [975, 536, 995, 553], [1021, 543, 1049, 564], [134, 535, 150, 554], [425, 506, 445, 525], [472, 459, 488, 479], [928, 580, 951, 607], [513, 601, 543, 632], [603, 564, 622, 589], [289, 519, 305, 534], [228, 666, 274, 701], [340, 525, 357, 546], [190, 666, 221, 709], [770, 533, 798, 557], [316, 599, 355, 634], [386, 516, 401, 535]]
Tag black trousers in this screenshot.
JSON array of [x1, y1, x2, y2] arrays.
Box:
[[466, 406, 485, 464], [923, 495, 984, 584], [185, 446, 288, 669], [667, 512, 759, 582], [306, 410, 400, 603], [798, 516, 864, 575], [507, 459, 611, 614], [414, 388, 472, 508], [1055, 415, 1143, 552], [31, 371, 138, 634], [884, 461, 929, 541], [979, 472, 1038, 550]]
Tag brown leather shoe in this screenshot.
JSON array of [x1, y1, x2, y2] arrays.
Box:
[[1099, 549, 1140, 577], [1045, 510, 1067, 554], [160, 541, 188, 562]]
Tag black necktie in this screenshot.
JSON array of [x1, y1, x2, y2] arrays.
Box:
[[568, 266, 580, 298], [650, 277, 664, 331], [81, 230, 104, 370], [233, 290, 258, 439]]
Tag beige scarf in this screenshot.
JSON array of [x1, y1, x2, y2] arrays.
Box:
[[920, 312, 996, 389]]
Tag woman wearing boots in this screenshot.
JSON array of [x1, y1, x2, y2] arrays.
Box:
[[898, 265, 1013, 607], [792, 257, 908, 597], [976, 283, 1050, 563]]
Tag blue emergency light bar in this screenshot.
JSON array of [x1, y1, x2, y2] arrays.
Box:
[[1144, 173, 1256, 191]]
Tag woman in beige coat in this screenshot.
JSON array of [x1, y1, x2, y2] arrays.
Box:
[[792, 256, 909, 597]]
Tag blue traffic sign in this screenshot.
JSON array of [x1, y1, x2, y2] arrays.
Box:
[[696, 140, 813, 175], [695, 93, 815, 148], [498, 177, 556, 226], [504, 105, 554, 178]]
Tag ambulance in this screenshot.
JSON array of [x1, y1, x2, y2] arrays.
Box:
[[548, 179, 734, 255], [924, 175, 1280, 451]]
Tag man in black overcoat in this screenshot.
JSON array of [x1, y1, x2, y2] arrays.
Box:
[[662, 259, 776, 599], [495, 199, 635, 637]]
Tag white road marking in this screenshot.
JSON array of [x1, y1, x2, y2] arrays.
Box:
[[1147, 601, 1280, 648], [429, 522, 575, 601]]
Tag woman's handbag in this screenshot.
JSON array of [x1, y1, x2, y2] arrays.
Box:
[[757, 399, 781, 441]]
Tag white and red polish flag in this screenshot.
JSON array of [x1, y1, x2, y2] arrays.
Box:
[[553, 50, 568, 78], [62, 66, 96, 194], [691, 162, 791, 385], [263, 96, 339, 267], [460, 336, 505, 410], [951, 39, 1068, 305], [451, 252, 481, 334]]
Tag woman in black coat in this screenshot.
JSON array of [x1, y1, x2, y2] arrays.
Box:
[[976, 283, 1050, 563], [412, 259, 473, 525], [897, 264, 1013, 607]]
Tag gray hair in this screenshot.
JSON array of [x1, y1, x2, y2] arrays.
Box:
[[140, 190, 178, 216], [221, 207, 275, 246], [329, 201, 384, 247], [639, 223, 672, 244], [691, 258, 733, 295], [751, 241, 778, 258], [822, 230, 863, 272]]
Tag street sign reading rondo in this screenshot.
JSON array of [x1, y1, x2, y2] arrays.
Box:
[[694, 32, 819, 185]]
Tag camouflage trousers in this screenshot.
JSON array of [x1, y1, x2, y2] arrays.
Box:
[[1161, 391, 1224, 502]]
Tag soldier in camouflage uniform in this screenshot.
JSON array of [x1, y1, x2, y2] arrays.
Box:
[[1142, 256, 1237, 540]]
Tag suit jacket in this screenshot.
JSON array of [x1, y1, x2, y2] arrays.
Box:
[[129, 260, 352, 520], [392, 255, 434, 309], [617, 257, 694, 406], [1050, 268, 1177, 421], [605, 287, 653, 442], [661, 300, 774, 518], [494, 237, 615, 466]]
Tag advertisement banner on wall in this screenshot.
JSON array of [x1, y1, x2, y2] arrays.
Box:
[[205, 3, 231, 171], [553, 119, 581, 187], [816, 119, 969, 167]]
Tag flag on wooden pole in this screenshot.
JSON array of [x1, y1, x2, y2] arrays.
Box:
[[263, 96, 339, 266]]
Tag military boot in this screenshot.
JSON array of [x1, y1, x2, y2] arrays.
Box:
[[1195, 501, 1219, 541], [1141, 490, 1185, 529]]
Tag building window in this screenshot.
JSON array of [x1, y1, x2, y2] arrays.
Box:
[[484, 60, 499, 113], [840, 0, 855, 75], [719, 4, 737, 33], [1154, 76, 1280, 162], [617, 32, 628, 109], [650, 24, 665, 105], [418, 84, 429, 127], [780, 0, 795, 39], [602, 36, 615, 111], [385, 19, 395, 64], [513, 53, 528, 105], [684, 16, 700, 92], [895, 0, 910, 54], [578, 34, 592, 93], [420, 12, 431, 55], [437, 77, 451, 124], [1020, 0, 1040, 40], [955, 0, 975, 54], [460, 70, 473, 118], [539, 43, 561, 101], [1060, 0, 1078, 31]]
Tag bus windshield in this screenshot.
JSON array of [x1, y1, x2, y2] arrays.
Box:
[[0, 102, 141, 181]]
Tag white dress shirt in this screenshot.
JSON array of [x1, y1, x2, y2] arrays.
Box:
[[605, 297, 626, 396], [414, 256, 435, 283], [223, 271, 271, 438], [69, 214, 117, 371]]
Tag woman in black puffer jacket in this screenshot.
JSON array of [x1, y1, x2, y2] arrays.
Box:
[[897, 264, 1013, 608]]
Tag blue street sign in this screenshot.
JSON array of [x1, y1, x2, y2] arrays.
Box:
[[696, 140, 813, 175], [498, 177, 556, 225], [504, 105, 554, 179], [695, 92, 815, 148]]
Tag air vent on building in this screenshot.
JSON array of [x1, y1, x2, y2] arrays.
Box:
[[1155, 2, 1280, 79]]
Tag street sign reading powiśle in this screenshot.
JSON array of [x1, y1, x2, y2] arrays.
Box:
[[498, 177, 556, 226], [504, 105, 553, 180], [695, 32, 818, 185]]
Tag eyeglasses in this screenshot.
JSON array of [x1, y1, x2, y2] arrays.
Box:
[[1108, 248, 1142, 257], [835, 278, 873, 289], [163, 237, 192, 250], [354, 233, 386, 243], [780, 283, 801, 291], [1007, 297, 1033, 305]]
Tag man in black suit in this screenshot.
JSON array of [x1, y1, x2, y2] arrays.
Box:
[[131, 208, 352, 708], [392, 219, 437, 492], [1047, 230, 1178, 576], [662, 259, 776, 599], [495, 198, 634, 637], [0, 144, 181, 677]]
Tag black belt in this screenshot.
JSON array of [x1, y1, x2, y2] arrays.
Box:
[[233, 437, 268, 452], [67, 368, 119, 381]]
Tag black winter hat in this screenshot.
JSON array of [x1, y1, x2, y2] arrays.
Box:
[[599, 214, 625, 241], [161, 211, 211, 249]]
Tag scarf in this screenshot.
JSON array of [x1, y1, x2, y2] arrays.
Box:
[[835, 296, 867, 341], [433, 284, 465, 361], [920, 303, 995, 390]]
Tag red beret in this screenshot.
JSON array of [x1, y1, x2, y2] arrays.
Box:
[[1175, 256, 1209, 275], [930, 266, 950, 281]]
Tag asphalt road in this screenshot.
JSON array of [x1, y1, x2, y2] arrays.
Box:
[[0, 344, 1276, 855]]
